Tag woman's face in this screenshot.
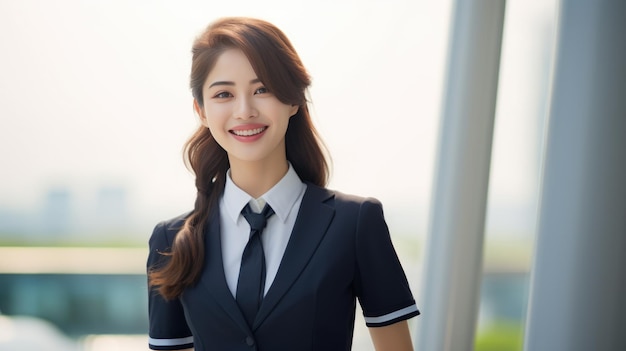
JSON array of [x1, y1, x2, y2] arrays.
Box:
[[195, 49, 298, 167]]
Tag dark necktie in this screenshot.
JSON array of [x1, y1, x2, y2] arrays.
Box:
[[236, 202, 275, 327]]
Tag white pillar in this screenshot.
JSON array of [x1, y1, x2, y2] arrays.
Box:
[[415, 1, 506, 350], [523, 1, 626, 350]]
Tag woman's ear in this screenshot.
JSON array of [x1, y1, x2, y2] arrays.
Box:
[[194, 99, 208, 127], [290, 104, 299, 117]]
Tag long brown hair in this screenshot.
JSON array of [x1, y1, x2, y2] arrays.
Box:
[[149, 17, 329, 300]]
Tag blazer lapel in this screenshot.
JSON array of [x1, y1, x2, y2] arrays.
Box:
[[253, 184, 335, 329], [200, 208, 252, 335]]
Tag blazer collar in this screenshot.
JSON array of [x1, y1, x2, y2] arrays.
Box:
[[253, 183, 335, 329], [200, 207, 253, 335]]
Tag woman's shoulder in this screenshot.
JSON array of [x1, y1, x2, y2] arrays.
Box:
[[306, 182, 383, 209], [148, 211, 192, 248], [155, 211, 193, 231]]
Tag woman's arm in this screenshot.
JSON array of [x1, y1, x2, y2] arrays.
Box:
[[368, 320, 413, 351]]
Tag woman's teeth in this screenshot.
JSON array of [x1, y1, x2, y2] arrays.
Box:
[[231, 127, 266, 136]]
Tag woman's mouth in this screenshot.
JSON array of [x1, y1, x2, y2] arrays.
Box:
[[230, 127, 267, 137]]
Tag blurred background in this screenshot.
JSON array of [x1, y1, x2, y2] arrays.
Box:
[[0, 0, 556, 350]]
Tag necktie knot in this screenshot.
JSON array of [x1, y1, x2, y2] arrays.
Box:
[[242, 203, 275, 232]]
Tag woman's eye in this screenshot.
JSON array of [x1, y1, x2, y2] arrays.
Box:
[[254, 87, 269, 94], [214, 91, 232, 98]]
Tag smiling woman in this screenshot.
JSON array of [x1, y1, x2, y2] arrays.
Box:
[[0, 1, 560, 350], [146, 17, 418, 351], [0, 1, 458, 350]]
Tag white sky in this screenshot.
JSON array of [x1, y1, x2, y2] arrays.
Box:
[[0, 0, 556, 237]]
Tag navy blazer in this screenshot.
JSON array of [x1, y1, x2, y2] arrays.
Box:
[[148, 183, 419, 351]]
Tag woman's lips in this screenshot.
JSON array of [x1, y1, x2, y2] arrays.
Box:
[[229, 124, 268, 142]]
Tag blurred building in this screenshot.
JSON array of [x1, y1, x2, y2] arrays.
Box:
[[41, 187, 73, 235], [0, 183, 138, 243]]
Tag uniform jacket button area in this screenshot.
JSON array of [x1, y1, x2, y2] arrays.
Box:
[[245, 336, 255, 346]]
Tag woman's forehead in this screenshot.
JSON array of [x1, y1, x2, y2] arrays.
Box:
[[205, 49, 259, 86]]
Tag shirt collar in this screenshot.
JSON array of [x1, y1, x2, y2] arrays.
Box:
[[222, 163, 305, 224]]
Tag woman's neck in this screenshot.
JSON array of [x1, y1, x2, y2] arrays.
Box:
[[228, 158, 289, 199]]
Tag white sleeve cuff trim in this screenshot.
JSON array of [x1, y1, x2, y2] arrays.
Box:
[[148, 336, 194, 346], [364, 304, 418, 324]]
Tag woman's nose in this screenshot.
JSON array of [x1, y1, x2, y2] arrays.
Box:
[[234, 96, 257, 120]]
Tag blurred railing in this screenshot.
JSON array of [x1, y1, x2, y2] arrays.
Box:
[[0, 247, 146, 274]]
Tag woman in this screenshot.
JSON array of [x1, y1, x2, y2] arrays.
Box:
[[147, 17, 419, 351]]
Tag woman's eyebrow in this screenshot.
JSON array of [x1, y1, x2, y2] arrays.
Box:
[[208, 81, 234, 88], [208, 78, 261, 89]]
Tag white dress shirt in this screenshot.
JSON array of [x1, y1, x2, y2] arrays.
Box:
[[220, 164, 307, 297]]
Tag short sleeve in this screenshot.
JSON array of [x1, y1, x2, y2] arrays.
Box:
[[147, 222, 194, 350], [354, 198, 420, 327]]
